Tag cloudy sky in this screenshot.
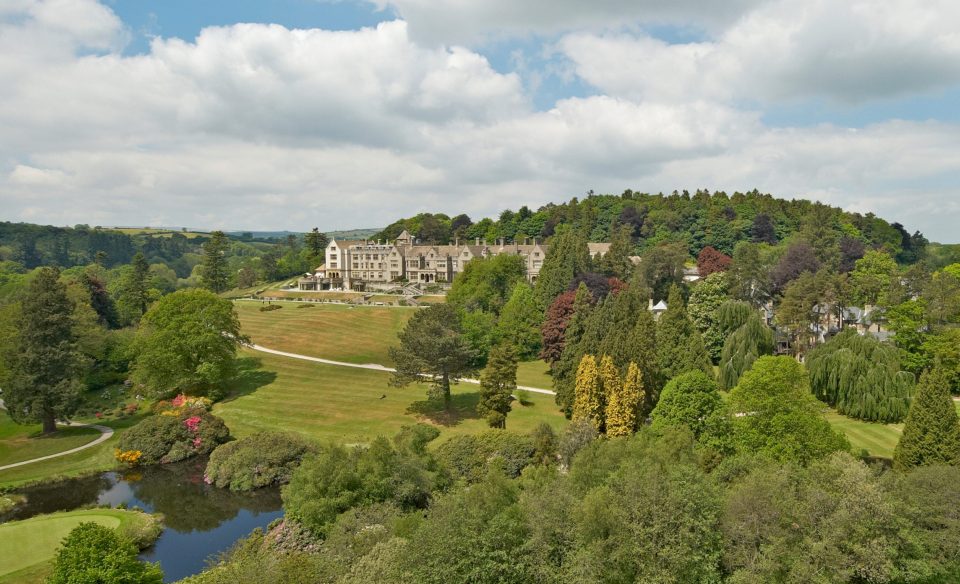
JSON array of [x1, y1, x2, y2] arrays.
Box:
[[2, 0, 959, 241]]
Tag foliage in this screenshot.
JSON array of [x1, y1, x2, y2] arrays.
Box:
[[656, 284, 713, 382], [775, 270, 821, 356], [115, 251, 150, 325], [539, 289, 577, 364], [3, 266, 85, 433], [550, 283, 593, 414], [205, 431, 317, 491], [696, 245, 732, 278], [728, 356, 849, 463], [389, 303, 476, 408], [572, 354, 603, 432], [48, 522, 163, 584], [687, 272, 732, 362], [447, 254, 527, 314], [807, 329, 914, 422], [477, 344, 517, 428], [728, 241, 778, 306], [201, 230, 231, 293], [132, 289, 246, 398], [605, 361, 644, 437], [718, 302, 774, 390], [894, 369, 960, 470], [771, 241, 821, 292], [651, 371, 726, 441], [851, 249, 900, 307], [433, 430, 535, 482], [534, 228, 590, 309], [117, 408, 230, 464], [496, 282, 542, 359], [634, 242, 688, 301]]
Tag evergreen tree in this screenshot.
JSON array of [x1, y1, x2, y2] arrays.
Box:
[[624, 307, 662, 415], [572, 354, 603, 432], [80, 268, 118, 328], [305, 227, 328, 265], [606, 361, 643, 437], [4, 267, 85, 433], [201, 230, 230, 293], [496, 282, 542, 359], [117, 251, 150, 324], [599, 225, 634, 280], [552, 283, 594, 415], [656, 285, 713, 382], [478, 344, 517, 428], [894, 369, 960, 470], [535, 228, 589, 309]]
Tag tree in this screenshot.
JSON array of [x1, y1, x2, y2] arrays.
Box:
[[48, 522, 163, 584], [539, 290, 577, 364], [775, 272, 821, 357], [771, 241, 820, 292], [496, 282, 542, 359], [4, 267, 85, 433], [696, 246, 731, 278], [728, 241, 776, 306], [728, 356, 849, 464], [116, 251, 150, 324], [656, 285, 713, 382], [806, 329, 913, 423], [551, 283, 593, 414], [634, 242, 687, 301], [687, 272, 731, 362], [390, 304, 476, 409], [894, 368, 960, 470], [718, 305, 773, 390], [651, 370, 726, 441], [80, 268, 118, 328], [305, 227, 328, 264], [923, 269, 960, 326], [535, 228, 589, 308], [131, 289, 246, 398], [599, 225, 634, 280], [448, 254, 526, 315], [236, 265, 257, 289], [201, 230, 230, 293], [851, 249, 899, 308], [606, 362, 643, 437], [751, 212, 777, 244], [572, 354, 603, 432], [478, 344, 517, 428]]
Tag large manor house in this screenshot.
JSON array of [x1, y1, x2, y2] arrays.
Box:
[[298, 230, 596, 292]]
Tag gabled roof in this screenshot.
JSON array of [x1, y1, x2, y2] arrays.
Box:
[[588, 242, 611, 256], [651, 300, 668, 311]]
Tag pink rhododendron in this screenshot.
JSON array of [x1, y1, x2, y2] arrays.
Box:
[[171, 394, 186, 408], [184, 416, 202, 432]]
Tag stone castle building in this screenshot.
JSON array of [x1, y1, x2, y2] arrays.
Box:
[[298, 230, 549, 291]]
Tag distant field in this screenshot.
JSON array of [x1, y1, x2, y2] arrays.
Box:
[[216, 350, 567, 446], [112, 227, 209, 239]]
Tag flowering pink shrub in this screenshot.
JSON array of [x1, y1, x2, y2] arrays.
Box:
[[184, 416, 202, 432], [171, 394, 186, 408]]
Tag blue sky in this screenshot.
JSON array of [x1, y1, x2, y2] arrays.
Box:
[[2, 0, 959, 241]]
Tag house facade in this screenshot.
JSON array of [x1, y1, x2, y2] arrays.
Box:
[[298, 230, 552, 291]]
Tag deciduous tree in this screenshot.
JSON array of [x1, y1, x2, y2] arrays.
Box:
[[49, 522, 163, 584], [696, 246, 732, 278]]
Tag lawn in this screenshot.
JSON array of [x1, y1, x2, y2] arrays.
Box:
[[516, 360, 553, 390], [0, 508, 158, 584], [214, 350, 567, 447], [823, 410, 903, 459], [235, 300, 415, 364], [0, 418, 100, 467]]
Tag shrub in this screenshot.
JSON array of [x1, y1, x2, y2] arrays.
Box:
[[259, 304, 282, 312], [205, 432, 317, 491], [434, 430, 535, 482], [297, 303, 315, 308], [117, 408, 230, 464], [48, 522, 163, 584]]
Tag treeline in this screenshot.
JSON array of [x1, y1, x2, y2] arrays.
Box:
[[373, 189, 934, 261]]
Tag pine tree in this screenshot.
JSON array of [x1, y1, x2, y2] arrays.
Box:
[[117, 251, 150, 324], [477, 344, 518, 428], [606, 362, 644, 437], [625, 307, 661, 415], [894, 368, 960, 470], [305, 227, 328, 264], [656, 285, 713, 382], [572, 354, 603, 432], [201, 230, 230, 293], [4, 267, 85, 433], [600, 225, 634, 280], [535, 228, 589, 309]]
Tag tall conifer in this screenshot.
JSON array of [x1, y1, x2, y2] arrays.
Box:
[[894, 369, 960, 469], [572, 354, 603, 432], [607, 362, 644, 437]]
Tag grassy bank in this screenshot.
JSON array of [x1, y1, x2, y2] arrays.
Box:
[[0, 419, 100, 467], [0, 508, 161, 584]]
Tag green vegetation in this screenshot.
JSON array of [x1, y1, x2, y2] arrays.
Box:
[[47, 521, 163, 584], [117, 406, 229, 465], [0, 509, 160, 584], [823, 410, 902, 459], [205, 431, 317, 491], [894, 369, 960, 469], [0, 417, 99, 466], [214, 350, 566, 445]]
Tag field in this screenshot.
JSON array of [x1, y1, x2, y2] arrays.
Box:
[[0, 508, 158, 584], [0, 418, 100, 467], [215, 350, 567, 446], [823, 410, 902, 459], [111, 227, 209, 239]]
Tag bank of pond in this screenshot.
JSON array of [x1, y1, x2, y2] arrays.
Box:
[[0, 457, 282, 583]]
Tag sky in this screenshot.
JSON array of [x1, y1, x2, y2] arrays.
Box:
[[2, 1, 960, 241]]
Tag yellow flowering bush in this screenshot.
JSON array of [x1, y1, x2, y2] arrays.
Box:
[[115, 449, 143, 466]]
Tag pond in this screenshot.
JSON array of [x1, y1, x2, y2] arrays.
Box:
[[1, 457, 283, 582]]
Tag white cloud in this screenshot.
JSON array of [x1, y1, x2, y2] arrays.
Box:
[[559, 0, 960, 103]]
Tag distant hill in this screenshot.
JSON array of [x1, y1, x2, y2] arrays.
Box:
[[325, 228, 381, 240]]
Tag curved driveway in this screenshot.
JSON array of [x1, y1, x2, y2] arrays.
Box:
[[0, 422, 114, 472], [247, 343, 557, 396]]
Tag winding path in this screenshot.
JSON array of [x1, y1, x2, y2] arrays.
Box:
[[0, 422, 114, 472], [247, 343, 557, 396]]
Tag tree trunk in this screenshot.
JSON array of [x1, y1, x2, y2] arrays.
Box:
[[42, 412, 57, 434], [441, 373, 451, 411]]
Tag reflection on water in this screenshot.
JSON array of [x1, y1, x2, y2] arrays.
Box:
[[2, 457, 283, 582]]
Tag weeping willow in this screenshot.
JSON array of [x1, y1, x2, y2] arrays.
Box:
[[807, 328, 914, 423], [718, 302, 774, 390]]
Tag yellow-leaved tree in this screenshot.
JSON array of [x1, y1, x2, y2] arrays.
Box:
[[573, 354, 603, 431], [607, 361, 645, 437]]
